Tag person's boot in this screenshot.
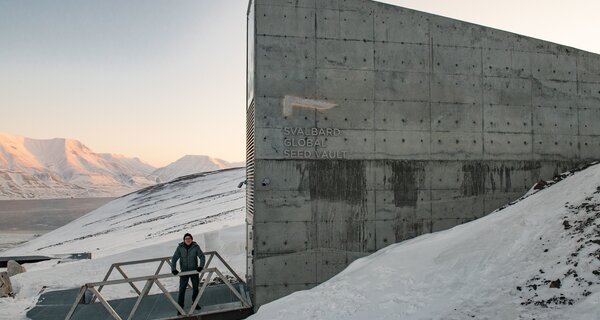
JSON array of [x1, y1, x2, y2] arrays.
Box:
[[195, 304, 202, 310]]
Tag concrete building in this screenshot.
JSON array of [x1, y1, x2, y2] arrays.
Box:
[[245, 0, 600, 308]]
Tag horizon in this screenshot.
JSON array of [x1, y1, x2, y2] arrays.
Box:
[[2, 0, 599, 167]]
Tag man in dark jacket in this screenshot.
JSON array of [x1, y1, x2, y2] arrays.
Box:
[[171, 233, 206, 311]]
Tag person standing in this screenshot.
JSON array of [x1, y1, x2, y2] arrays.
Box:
[[171, 233, 206, 311]]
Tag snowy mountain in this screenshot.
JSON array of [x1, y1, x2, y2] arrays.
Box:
[[249, 163, 600, 320], [152, 154, 244, 183], [1, 167, 246, 319], [0, 133, 157, 199]]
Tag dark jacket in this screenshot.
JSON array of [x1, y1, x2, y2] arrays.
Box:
[[171, 241, 206, 272]]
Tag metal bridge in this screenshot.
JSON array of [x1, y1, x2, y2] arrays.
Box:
[[27, 251, 253, 320]]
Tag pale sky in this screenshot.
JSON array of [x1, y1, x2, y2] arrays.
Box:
[[1, 0, 599, 167]]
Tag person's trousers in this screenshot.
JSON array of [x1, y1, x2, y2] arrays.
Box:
[[178, 274, 199, 308]]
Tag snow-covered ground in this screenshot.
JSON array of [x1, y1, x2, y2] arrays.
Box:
[[0, 168, 247, 319], [4, 163, 600, 319], [249, 164, 600, 320]]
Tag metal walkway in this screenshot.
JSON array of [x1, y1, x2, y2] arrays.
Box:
[[26, 252, 253, 320]]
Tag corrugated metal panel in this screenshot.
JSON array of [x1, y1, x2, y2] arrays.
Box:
[[246, 98, 256, 303], [246, 99, 255, 218]]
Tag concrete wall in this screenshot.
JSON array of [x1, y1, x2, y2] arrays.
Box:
[[246, 0, 600, 308]]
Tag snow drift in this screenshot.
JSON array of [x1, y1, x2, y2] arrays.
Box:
[[250, 163, 600, 320]]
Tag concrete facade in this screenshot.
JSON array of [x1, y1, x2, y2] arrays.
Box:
[[246, 0, 600, 308]]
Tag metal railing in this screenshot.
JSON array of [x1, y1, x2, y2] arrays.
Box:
[[64, 251, 250, 320]]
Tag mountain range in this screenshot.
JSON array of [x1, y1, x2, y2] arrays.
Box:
[[0, 132, 244, 199]]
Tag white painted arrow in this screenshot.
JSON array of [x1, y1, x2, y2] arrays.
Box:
[[281, 95, 337, 117]]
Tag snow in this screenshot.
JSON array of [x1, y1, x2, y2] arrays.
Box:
[[3, 161, 600, 319], [249, 164, 600, 320], [0, 133, 157, 199], [0, 133, 246, 199], [0, 168, 247, 319], [152, 154, 244, 183]]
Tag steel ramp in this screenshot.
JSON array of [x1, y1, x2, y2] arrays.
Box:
[[27, 252, 253, 320], [27, 283, 253, 320]]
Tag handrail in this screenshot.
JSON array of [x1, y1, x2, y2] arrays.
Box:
[[65, 251, 250, 320], [91, 251, 243, 304]]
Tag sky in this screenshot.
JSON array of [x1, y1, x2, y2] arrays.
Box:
[[1, 0, 599, 167]]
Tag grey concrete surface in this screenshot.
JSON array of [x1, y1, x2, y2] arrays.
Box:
[[246, 0, 600, 308]]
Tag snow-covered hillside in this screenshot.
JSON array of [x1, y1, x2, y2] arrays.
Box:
[[0, 133, 156, 199], [4, 162, 600, 319], [152, 154, 244, 183], [1, 167, 246, 319], [249, 164, 600, 320]]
